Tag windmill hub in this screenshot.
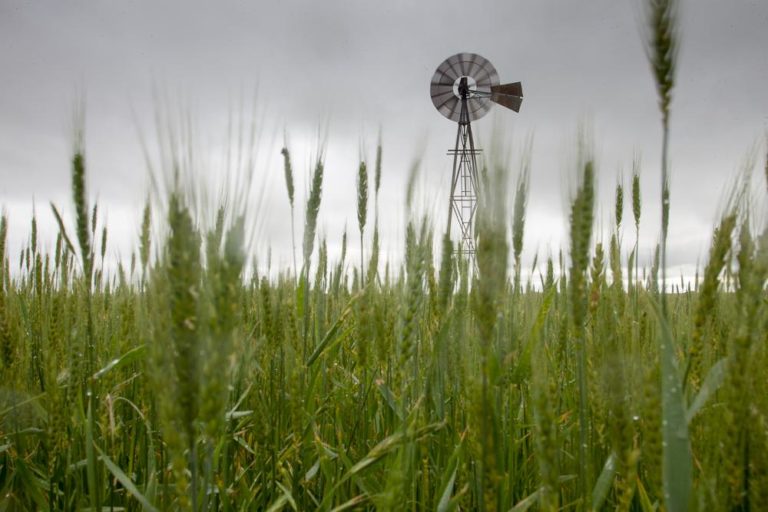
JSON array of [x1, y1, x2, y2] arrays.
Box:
[[454, 76, 476, 99], [429, 52, 524, 258]]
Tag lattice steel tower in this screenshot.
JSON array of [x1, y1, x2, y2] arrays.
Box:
[[430, 53, 523, 257]]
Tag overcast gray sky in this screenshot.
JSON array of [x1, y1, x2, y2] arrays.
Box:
[[1, 0, 766, 279]]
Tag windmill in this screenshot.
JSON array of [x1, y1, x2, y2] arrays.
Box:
[[430, 52, 523, 257]]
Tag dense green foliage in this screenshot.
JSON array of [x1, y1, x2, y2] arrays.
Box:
[[1, 140, 767, 510]]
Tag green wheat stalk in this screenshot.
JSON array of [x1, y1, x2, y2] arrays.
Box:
[[302, 157, 324, 360], [357, 160, 368, 284], [568, 159, 595, 506], [511, 164, 529, 295], [281, 145, 297, 279], [644, 0, 678, 309]]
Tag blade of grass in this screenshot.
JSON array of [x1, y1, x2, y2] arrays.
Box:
[[306, 293, 360, 366], [650, 298, 692, 512], [92, 344, 147, 380], [330, 494, 368, 512], [94, 443, 159, 512], [85, 397, 100, 511], [592, 452, 617, 511], [686, 357, 727, 424]]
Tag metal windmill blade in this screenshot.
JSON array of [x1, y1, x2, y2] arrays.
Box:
[[430, 53, 500, 123]]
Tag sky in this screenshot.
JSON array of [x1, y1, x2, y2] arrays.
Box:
[[1, 0, 767, 282]]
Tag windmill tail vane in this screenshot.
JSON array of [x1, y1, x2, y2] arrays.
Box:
[[429, 52, 523, 258]]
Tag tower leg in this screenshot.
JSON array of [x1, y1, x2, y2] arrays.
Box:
[[446, 118, 480, 258]]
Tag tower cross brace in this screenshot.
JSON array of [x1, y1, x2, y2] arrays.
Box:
[[445, 78, 481, 258]]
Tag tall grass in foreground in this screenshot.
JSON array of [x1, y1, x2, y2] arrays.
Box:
[[0, 131, 766, 511], [643, 3, 696, 511]]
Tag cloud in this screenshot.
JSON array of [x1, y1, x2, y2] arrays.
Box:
[[1, 0, 766, 274]]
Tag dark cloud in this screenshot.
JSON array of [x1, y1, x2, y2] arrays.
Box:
[[1, 0, 766, 274]]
